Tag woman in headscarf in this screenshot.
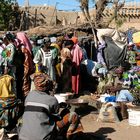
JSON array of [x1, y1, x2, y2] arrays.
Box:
[[19, 73, 83, 140], [96, 65, 109, 94], [71, 37, 83, 95], [0, 33, 19, 98], [1, 33, 16, 77], [103, 66, 125, 95], [16, 32, 32, 55], [33, 37, 57, 81], [50, 36, 64, 90], [16, 32, 34, 98], [0, 74, 20, 133], [60, 40, 74, 92]]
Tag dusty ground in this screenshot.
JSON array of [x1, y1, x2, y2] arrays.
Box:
[[6, 97, 140, 140], [78, 107, 140, 140], [7, 106, 140, 140]]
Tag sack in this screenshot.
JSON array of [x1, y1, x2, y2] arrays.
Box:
[[97, 104, 120, 122]]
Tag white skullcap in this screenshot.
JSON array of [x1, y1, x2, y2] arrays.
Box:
[[50, 37, 56, 43]]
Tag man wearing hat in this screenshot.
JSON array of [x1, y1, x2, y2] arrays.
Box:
[[19, 73, 83, 140]]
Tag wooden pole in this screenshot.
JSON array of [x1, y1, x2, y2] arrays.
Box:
[[50, 2, 58, 25], [19, 11, 25, 31], [75, 12, 78, 27], [34, 8, 37, 27], [55, 6, 57, 26]]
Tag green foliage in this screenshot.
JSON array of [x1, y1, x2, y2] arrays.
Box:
[[115, 17, 126, 28], [0, 0, 20, 31]]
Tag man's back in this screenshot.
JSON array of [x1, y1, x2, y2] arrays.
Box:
[[19, 90, 59, 140]]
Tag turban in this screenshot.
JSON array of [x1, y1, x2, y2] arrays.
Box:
[[71, 37, 78, 44], [50, 37, 56, 43], [98, 67, 108, 76], [33, 73, 49, 92]]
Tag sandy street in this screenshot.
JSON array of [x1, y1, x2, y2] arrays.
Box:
[[80, 111, 140, 140]]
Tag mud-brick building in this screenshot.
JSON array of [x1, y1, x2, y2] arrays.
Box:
[[20, 1, 140, 30]]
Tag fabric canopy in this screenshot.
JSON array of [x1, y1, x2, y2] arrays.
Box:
[[103, 36, 127, 69], [96, 29, 127, 69]]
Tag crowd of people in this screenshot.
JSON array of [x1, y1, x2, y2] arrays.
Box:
[[0, 30, 140, 139]]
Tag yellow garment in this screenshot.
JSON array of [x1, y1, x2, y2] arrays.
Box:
[[133, 32, 140, 44], [51, 43, 61, 76], [137, 60, 140, 66], [56, 63, 61, 77], [0, 75, 15, 98], [51, 43, 60, 51]]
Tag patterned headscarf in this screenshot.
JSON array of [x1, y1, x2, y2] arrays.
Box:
[[33, 73, 49, 92]]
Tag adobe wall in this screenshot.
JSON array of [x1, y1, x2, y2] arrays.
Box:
[[20, 2, 140, 30]]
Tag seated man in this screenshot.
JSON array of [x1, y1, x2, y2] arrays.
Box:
[[19, 73, 83, 140]]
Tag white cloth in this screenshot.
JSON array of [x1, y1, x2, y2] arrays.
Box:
[[50, 37, 56, 43], [0, 128, 4, 140], [97, 28, 127, 49]]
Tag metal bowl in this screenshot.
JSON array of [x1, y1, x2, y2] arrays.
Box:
[[66, 98, 88, 106]]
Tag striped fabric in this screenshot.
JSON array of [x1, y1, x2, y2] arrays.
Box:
[[56, 112, 83, 138], [33, 73, 49, 92], [25, 102, 50, 110]]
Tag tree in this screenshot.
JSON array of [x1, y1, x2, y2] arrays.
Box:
[[0, 0, 21, 30], [77, 0, 125, 27], [95, 0, 110, 26], [77, 0, 91, 21], [105, 0, 125, 27]]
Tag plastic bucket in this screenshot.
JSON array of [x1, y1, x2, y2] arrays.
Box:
[[128, 109, 140, 126]]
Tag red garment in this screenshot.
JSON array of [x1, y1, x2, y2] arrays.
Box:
[[71, 44, 83, 94], [71, 37, 78, 44]]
